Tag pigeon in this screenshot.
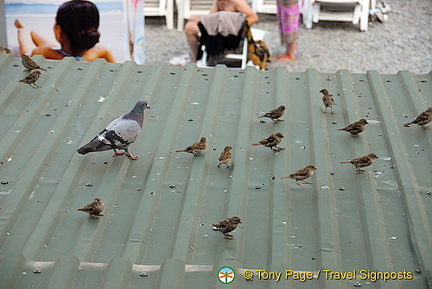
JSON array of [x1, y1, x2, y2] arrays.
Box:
[[176, 137, 207, 156], [212, 216, 242, 240], [258, 105, 286, 122], [21, 54, 46, 71], [320, 89, 336, 114], [218, 146, 232, 168], [338, 119, 369, 137], [77, 197, 105, 218], [252, 132, 285, 151], [340, 153, 379, 173], [404, 107, 432, 129], [19, 70, 41, 88], [77, 100, 150, 160], [281, 164, 317, 188]]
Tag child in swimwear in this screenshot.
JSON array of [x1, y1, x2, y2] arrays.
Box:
[[15, 0, 115, 62]]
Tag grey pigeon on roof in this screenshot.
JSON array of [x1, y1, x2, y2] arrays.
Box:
[[77, 100, 150, 160]]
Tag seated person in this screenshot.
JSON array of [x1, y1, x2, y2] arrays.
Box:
[[15, 0, 115, 62], [184, 0, 259, 63]]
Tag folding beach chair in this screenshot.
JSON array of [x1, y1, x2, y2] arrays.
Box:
[[144, 0, 175, 29], [176, 0, 213, 31], [303, 0, 370, 31]]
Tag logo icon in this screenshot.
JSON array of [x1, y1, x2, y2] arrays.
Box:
[[218, 266, 235, 284]]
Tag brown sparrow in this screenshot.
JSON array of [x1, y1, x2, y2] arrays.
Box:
[[320, 89, 336, 114], [281, 164, 317, 188], [252, 132, 285, 151], [212, 216, 242, 239], [21, 54, 46, 71], [404, 107, 432, 129], [218, 146, 232, 168], [340, 153, 379, 173], [259, 105, 286, 122], [19, 70, 42, 88], [338, 119, 369, 137], [176, 137, 207, 156], [77, 197, 105, 218]]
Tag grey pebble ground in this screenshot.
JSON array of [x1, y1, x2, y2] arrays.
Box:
[[144, 0, 431, 74]]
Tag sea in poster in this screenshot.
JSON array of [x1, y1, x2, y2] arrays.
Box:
[[5, 1, 123, 15]]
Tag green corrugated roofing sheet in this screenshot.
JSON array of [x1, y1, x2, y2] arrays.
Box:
[[0, 54, 431, 289]]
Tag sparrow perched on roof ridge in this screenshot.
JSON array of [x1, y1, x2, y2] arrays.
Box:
[[21, 54, 47, 71], [19, 70, 42, 88], [218, 146, 232, 168], [340, 153, 379, 173], [320, 89, 336, 114], [176, 137, 207, 156], [258, 105, 286, 122], [404, 107, 432, 129], [212, 216, 242, 240], [252, 132, 285, 151], [338, 119, 369, 137], [77, 197, 105, 218], [77, 101, 150, 160], [281, 164, 317, 188]]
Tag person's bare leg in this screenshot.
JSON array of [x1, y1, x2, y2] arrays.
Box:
[[276, 40, 296, 62], [184, 19, 200, 62], [31, 30, 57, 47], [15, 19, 36, 55]]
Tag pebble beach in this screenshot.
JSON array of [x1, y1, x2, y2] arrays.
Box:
[[5, 0, 432, 74]]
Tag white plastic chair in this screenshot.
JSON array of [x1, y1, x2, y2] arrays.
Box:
[[176, 0, 213, 31], [303, 0, 370, 31], [144, 0, 174, 29], [196, 28, 269, 69], [252, 0, 277, 14]]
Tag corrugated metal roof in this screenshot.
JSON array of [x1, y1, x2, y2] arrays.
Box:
[[0, 54, 431, 289]]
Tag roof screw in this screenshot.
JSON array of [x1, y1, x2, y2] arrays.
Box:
[[339, 186, 346, 191], [353, 282, 361, 287], [33, 269, 42, 274], [139, 272, 148, 277], [254, 185, 261, 189], [169, 184, 176, 188], [1, 180, 8, 185], [85, 182, 93, 187]]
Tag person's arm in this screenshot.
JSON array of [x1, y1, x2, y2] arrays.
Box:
[[232, 0, 259, 25]]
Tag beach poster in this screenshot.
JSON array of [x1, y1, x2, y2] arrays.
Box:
[[124, 0, 145, 64]]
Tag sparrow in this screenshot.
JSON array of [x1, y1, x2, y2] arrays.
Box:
[[21, 54, 47, 71], [338, 119, 369, 137], [258, 105, 286, 122], [320, 89, 336, 114], [404, 107, 432, 129], [218, 146, 232, 168], [252, 132, 285, 151], [281, 164, 317, 188], [340, 153, 379, 173], [77, 197, 105, 218], [19, 70, 42, 88], [77, 101, 150, 160], [212, 216, 242, 240], [176, 137, 207, 156]]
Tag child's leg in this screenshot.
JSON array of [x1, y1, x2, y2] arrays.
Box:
[[15, 19, 36, 55], [15, 19, 57, 55], [31, 30, 57, 47]]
